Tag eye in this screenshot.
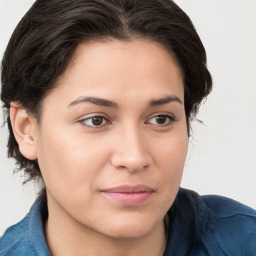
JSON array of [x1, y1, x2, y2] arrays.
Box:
[[79, 116, 108, 128], [147, 115, 175, 126]]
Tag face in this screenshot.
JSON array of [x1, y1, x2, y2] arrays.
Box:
[[35, 39, 188, 239]]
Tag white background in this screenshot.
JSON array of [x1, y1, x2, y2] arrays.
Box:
[[0, 0, 255, 235]]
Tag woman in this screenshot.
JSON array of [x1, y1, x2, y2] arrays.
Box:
[[0, 0, 255, 255]]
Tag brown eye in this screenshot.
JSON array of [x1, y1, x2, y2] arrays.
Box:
[[91, 116, 104, 126], [155, 116, 167, 124], [148, 115, 175, 126], [79, 116, 107, 127]]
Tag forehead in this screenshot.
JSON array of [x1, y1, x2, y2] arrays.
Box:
[[43, 39, 184, 109], [67, 39, 182, 81]]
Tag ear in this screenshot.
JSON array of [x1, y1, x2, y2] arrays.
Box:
[[10, 102, 38, 160]]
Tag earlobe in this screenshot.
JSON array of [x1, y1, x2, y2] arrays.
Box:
[[10, 102, 38, 160]]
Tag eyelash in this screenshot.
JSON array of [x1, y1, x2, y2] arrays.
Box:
[[146, 114, 176, 126], [78, 114, 176, 128], [78, 116, 109, 128]]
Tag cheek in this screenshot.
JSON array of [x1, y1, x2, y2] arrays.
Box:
[[154, 130, 188, 198], [143, 134, 188, 225], [155, 128, 188, 171], [36, 127, 111, 198]]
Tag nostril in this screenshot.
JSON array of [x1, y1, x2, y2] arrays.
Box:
[[111, 154, 151, 173], [110, 129, 153, 172], [126, 164, 149, 173]]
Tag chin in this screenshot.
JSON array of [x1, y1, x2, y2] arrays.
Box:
[[99, 216, 162, 239]]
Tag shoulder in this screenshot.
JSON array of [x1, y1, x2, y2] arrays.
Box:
[[178, 188, 256, 255], [201, 193, 256, 255], [0, 215, 37, 256], [0, 196, 50, 256]]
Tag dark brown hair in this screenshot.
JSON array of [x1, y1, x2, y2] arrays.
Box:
[[1, 0, 212, 182]]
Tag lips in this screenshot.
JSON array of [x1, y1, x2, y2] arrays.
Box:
[[102, 184, 155, 193], [101, 185, 155, 206]]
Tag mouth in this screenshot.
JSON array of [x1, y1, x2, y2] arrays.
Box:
[[101, 185, 155, 206]]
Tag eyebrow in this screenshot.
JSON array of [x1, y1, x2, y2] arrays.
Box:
[[149, 95, 183, 106], [68, 96, 119, 108], [68, 95, 183, 108]]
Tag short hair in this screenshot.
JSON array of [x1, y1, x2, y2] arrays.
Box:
[[1, 0, 212, 182]]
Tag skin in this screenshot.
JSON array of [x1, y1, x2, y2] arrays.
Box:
[[11, 39, 188, 256]]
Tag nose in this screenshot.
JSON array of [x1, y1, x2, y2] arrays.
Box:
[[110, 125, 153, 173]]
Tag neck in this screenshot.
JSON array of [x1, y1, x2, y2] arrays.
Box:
[[45, 195, 167, 256]]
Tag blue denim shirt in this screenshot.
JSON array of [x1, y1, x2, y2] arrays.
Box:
[[1, 188, 256, 255]]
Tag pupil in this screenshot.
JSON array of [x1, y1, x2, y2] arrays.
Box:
[[156, 116, 166, 124], [92, 117, 103, 126]]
